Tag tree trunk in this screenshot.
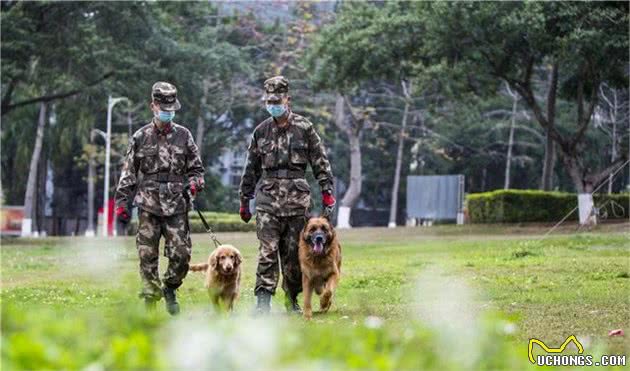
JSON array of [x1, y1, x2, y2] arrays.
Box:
[[608, 89, 618, 194], [541, 131, 556, 190], [195, 114, 206, 153], [21, 102, 47, 237], [504, 88, 518, 189], [35, 150, 47, 235], [338, 134, 362, 228], [86, 131, 97, 237], [388, 80, 411, 228], [563, 155, 596, 226], [335, 93, 362, 229], [195, 79, 210, 154], [563, 152, 626, 225], [562, 155, 585, 193], [541, 63, 558, 191], [86, 154, 96, 236]]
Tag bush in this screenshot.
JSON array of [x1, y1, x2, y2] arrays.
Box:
[[188, 211, 256, 233], [127, 211, 255, 235], [466, 190, 629, 223]]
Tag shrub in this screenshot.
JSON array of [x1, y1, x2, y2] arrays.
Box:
[[127, 211, 255, 235], [466, 190, 629, 223], [187, 211, 256, 233]]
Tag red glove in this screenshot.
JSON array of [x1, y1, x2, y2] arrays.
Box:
[[240, 201, 252, 223], [322, 191, 336, 207], [115, 206, 130, 224], [189, 177, 205, 195]]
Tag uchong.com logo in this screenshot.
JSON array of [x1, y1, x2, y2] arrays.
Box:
[[528, 335, 626, 367]]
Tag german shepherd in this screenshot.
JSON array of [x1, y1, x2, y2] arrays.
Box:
[[298, 216, 342, 320]]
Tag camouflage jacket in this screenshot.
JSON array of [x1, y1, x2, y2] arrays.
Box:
[[115, 120, 204, 216], [239, 113, 333, 217]]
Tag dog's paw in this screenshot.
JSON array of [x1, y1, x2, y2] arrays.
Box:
[[320, 291, 333, 312], [303, 310, 313, 320]]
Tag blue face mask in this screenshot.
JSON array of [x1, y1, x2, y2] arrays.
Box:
[[266, 104, 286, 118], [157, 110, 175, 122]]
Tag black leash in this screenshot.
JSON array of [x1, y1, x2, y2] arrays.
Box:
[[195, 206, 222, 248], [184, 187, 222, 248]]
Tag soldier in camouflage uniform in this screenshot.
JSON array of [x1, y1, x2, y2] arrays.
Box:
[[239, 76, 336, 313], [115, 82, 205, 315]]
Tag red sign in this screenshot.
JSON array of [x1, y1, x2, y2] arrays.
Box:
[[1, 206, 24, 236], [97, 199, 116, 236]]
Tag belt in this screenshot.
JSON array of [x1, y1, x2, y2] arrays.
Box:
[[144, 172, 185, 183], [262, 169, 305, 179]]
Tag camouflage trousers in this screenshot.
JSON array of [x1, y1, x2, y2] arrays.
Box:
[[255, 211, 306, 298], [136, 209, 192, 300]]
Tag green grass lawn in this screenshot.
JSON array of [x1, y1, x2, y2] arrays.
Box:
[[2, 223, 629, 370]]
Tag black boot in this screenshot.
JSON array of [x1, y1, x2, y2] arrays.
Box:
[[255, 290, 272, 314], [284, 293, 301, 314], [144, 297, 157, 311], [163, 286, 180, 315]]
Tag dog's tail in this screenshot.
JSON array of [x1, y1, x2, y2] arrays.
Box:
[[189, 263, 209, 272]]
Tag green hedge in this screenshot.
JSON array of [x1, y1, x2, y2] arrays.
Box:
[[466, 190, 629, 223], [127, 211, 255, 235], [188, 211, 256, 233]]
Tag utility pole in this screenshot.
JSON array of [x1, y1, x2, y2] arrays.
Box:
[[388, 79, 412, 228], [101, 96, 128, 237]]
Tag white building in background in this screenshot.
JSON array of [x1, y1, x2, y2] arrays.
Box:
[[213, 150, 247, 188]]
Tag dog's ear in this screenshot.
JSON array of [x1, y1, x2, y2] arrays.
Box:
[[302, 217, 311, 233], [301, 219, 311, 239], [322, 206, 333, 221], [209, 251, 219, 269], [234, 250, 242, 266]]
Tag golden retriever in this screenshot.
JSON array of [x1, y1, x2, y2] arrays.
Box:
[[189, 244, 242, 311], [298, 216, 342, 320]]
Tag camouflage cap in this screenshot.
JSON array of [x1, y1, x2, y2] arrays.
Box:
[[263, 76, 289, 102], [151, 81, 181, 111]]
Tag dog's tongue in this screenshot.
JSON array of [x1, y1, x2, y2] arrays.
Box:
[[313, 241, 324, 254]]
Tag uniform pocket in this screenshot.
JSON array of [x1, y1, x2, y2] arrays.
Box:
[[255, 179, 278, 212], [168, 182, 184, 194], [170, 145, 186, 171], [139, 145, 159, 173], [289, 179, 311, 210], [259, 179, 276, 193], [258, 139, 276, 169], [134, 180, 159, 209], [290, 140, 308, 165]]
